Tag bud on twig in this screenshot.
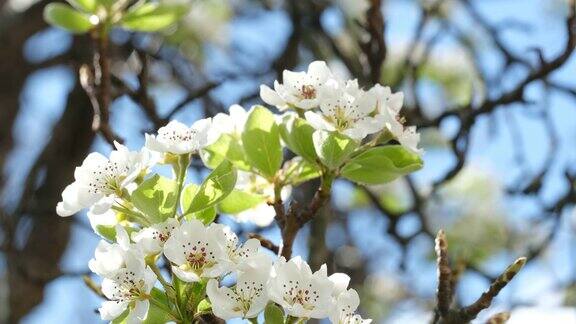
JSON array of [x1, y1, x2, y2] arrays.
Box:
[[460, 257, 526, 320]]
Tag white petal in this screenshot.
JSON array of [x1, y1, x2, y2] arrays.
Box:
[[87, 208, 117, 233], [207, 280, 243, 319], [305, 111, 334, 131], [145, 134, 168, 153], [163, 235, 186, 265], [388, 92, 404, 113], [99, 300, 128, 320], [260, 85, 287, 109], [56, 202, 75, 217], [343, 127, 366, 141], [192, 117, 213, 148], [307, 61, 333, 82], [56, 183, 84, 216], [127, 300, 150, 324], [282, 70, 305, 89], [115, 225, 131, 250], [172, 266, 201, 282], [329, 272, 351, 297]]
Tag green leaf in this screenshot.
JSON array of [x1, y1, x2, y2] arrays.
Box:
[[197, 299, 212, 313], [218, 190, 266, 214], [182, 161, 237, 214], [283, 157, 321, 186], [67, 0, 97, 12], [121, 3, 187, 32], [264, 303, 285, 324], [312, 130, 358, 170], [341, 145, 423, 184], [242, 106, 283, 179], [186, 206, 217, 224], [131, 175, 178, 223], [180, 183, 198, 213], [43, 3, 94, 33], [202, 134, 251, 171], [94, 224, 116, 241], [279, 116, 318, 164]]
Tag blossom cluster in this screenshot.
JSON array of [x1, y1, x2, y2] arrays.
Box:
[[261, 61, 421, 154], [56, 60, 423, 323], [88, 217, 370, 323]]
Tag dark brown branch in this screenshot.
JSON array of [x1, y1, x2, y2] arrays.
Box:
[[81, 27, 122, 145], [247, 233, 279, 255], [361, 0, 386, 84], [274, 174, 333, 259]]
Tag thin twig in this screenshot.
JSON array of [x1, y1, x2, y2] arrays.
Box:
[[248, 233, 280, 255], [435, 230, 452, 317]]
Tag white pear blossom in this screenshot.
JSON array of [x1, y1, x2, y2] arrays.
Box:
[[329, 289, 372, 324], [211, 223, 270, 273], [132, 218, 179, 255], [163, 219, 226, 282], [269, 256, 335, 319], [372, 85, 422, 154], [260, 61, 335, 110], [206, 258, 271, 320], [99, 252, 157, 323], [304, 80, 382, 141], [89, 225, 143, 278], [232, 171, 292, 227], [145, 119, 213, 155], [211, 104, 249, 138], [56, 142, 150, 217]]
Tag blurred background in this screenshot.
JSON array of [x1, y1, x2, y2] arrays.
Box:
[[1, 0, 576, 323]]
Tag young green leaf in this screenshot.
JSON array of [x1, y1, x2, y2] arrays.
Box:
[[94, 224, 116, 241], [183, 161, 237, 214], [218, 190, 266, 214], [202, 133, 251, 171], [121, 3, 187, 32], [131, 175, 178, 223], [186, 206, 217, 225], [242, 106, 283, 179], [264, 303, 285, 324], [341, 145, 423, 184], [279, 115, 318, 164], [312, 130, 358, 170], [43, 3, 94, 34]]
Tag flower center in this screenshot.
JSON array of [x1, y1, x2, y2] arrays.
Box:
[[152, 230, 170, 243], [300, 85, 317, 99], [183, 243, 215, 272], [283, 281, 319, 310], [323, 105, 354, 131], [110, 272, 146, 302], [159, 128, 198, 145], [88, 161, 129, 195]]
